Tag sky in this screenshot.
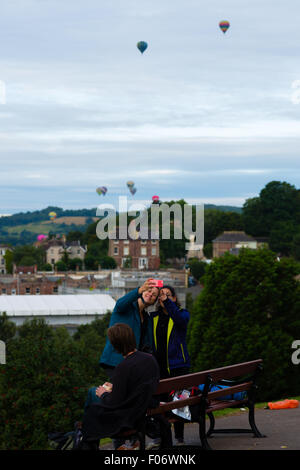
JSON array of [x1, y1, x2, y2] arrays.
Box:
[[1, 0, 300, 214]]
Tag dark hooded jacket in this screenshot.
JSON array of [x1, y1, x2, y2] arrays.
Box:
[[82, 351, 159, 440]]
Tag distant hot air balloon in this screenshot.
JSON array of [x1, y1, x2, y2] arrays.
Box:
[[48, 211, 57, 221], [96, 186, 107, 196], [127, 181, 135, 189], [219, 20, 230, 34], [152, 195, 159, 203], [137, 41, 148, 54], [37, 234, 47, 241]]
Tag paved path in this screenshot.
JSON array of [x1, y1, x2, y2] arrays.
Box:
[[100, 406, 300, 451]]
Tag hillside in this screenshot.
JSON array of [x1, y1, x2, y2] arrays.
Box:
[[0, 203, 242, 246]]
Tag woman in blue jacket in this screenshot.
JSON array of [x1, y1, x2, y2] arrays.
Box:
[[150, 285, 191, 447]]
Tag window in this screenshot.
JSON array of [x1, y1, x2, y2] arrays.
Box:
[[138, 258, 148, 269], [141, 247, 147, 256], [1, 288, 6, 295], [151, 240, 157, 244], [114, 246, 119, 255], [25, 287, 30, 294], [53, 286, 58, 293], [123, 246, 129, 256], [141, 240, 147, 244], [36, 287, 40, 295], [152, 247, 156, 255], [123, 240, 129, 244], [11, 289, 16, 295]]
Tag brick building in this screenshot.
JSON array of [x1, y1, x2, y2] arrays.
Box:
[[108, 228, 160, 270], [0, 274, 61, 295], [212, 231, 257, 258]]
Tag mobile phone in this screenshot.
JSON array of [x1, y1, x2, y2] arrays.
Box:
[[152, 279, 163, 287]]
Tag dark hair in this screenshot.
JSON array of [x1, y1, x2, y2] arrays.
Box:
[[160, 285, 181, 308], [107, 323, 136, 356]]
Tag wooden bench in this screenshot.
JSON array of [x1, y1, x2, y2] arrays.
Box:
[[144, 359, 265, 450]]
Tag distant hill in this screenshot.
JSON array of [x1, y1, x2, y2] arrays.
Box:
[[204, 204, 242, 213], [0, 204, 242, 246]]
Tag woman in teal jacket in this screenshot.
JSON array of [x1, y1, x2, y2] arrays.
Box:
[[99, 279, 159, 374]]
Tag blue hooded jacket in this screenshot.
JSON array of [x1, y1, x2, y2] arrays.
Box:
[[152, 298, 190, 373], [99, 288, 154, 368]]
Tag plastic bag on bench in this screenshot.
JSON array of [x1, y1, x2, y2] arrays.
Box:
[[198, 384, 247, 401], [171, 390, 191, 421]]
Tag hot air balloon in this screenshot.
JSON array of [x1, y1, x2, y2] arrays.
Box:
[[127, 181, 135, 189], [48, 211, 57, 221], [37, 234, 47, 242], [96, 186, 107, 196], [152, 195, 159, 203], [219, 20, 230, 34], [137, 41, 148, 54]]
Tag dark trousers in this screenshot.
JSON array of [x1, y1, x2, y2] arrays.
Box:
[[160, 367, 190, 440]]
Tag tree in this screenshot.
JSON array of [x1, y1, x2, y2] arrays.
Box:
[[187, 248, 300, 401], [187, 258, 207, 281], [0, 316, 111, 450], [55, 260, 67, 272], [4, 249, 13, 274], [0, 312, 16, 342], [68, 258, 83, 271], [243, 181, 300, 237]]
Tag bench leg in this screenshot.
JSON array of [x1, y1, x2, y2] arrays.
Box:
[[248, 402, 266, 438], [199, 413, 213, 450], [206, 412, 215, 437]]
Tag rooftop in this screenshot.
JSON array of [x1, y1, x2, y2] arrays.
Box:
[[213, 231, 256, 243]]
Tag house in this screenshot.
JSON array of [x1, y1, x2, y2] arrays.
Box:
[[108, 228, 160, 270], [45, 237, 87, 268], [65, 240, 87, 261], [212, 231, 257, 258]]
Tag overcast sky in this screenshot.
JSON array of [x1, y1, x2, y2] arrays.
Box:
[[1, 0, 300, 214]]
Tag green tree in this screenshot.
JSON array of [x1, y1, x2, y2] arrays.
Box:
[[0, 315, 111, 450], [4, 249, 13, 274], [243, 181, 300, 237], [55, 260, 67, 272], [68, 258, 83, 271], [187, 248, 300, 401], [0, 312, 16, 342], [187, 258, 207, 281]]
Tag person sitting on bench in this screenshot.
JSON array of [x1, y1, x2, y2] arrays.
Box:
[[79, 323, 160, 450]]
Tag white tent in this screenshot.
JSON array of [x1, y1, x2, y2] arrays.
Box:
[[0, 294, 115, 327]]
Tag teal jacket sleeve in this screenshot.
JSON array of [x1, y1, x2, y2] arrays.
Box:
[[114, 288, 140, 315]]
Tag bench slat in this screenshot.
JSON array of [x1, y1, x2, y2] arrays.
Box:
[[154, 359, 262, 395]]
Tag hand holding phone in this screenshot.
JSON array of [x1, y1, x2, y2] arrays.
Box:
[[152, 279, 163, 288]]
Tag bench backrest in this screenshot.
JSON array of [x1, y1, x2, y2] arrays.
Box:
[[154, 359, 263, 395]]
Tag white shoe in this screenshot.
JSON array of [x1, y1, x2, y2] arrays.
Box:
[[146, 439, 161, 450]]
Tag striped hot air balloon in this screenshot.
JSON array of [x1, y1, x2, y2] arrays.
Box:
[[219, 20, 230, 34]]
